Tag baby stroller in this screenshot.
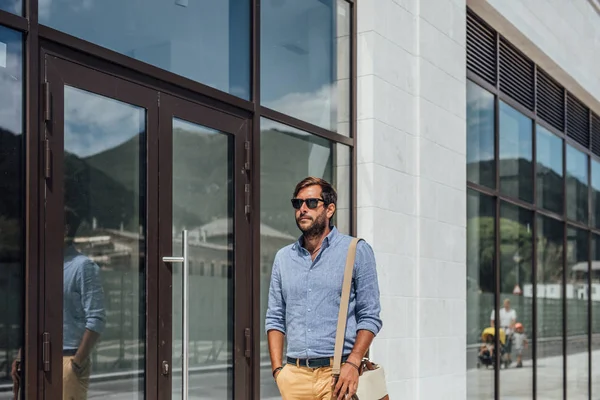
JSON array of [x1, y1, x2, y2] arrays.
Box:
[[477, 327, 507, 369]]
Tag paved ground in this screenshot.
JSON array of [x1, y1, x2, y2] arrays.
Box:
[[0, 367, 282, 400], [1, 351, 598, 399], [468, 349, 600, 399]]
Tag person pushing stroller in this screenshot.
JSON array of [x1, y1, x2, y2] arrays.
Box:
[[490, 299, 517, 366]]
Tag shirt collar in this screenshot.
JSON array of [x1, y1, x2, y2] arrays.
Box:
[[293, 226, 339, 253]]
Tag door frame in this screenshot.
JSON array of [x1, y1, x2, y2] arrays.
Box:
[[40, 47, 253, 400], [157, 93, 252, 400]]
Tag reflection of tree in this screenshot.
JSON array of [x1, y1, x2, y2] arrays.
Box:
[[499, 216, 532, 293], [467, 214, 568, 291], [537, 232, 564, 283], [467, 216, 494, 293]]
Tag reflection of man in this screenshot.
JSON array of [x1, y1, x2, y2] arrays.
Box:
[[490, 298, 516, 363], [266, 177, 382, 399], [63, 207, 106, 399], [11, 209, 106, 399]]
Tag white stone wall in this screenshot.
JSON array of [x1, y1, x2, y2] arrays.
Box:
[[357, 0, 467, 398], [468, 0, 600, 115]]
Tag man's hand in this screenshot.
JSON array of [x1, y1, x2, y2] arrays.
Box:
[[332, 362, 360, 399], [11, 358, 20, 385]]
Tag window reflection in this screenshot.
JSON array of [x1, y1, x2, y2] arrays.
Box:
[[259, 118, 350, 398], [536, 125, 563, 214], [566, 228, 589, 399], [261, 0, 350, 135], [466, 190, 495, 400], [63, 86, 146, 399], [467, 81, 495, 188], [40, 0, 250, 99], [499, 102, 533, 203], [0, 25, 23, 399], [497, 203, 533, 396], [0, 0, 21, 15], [171, 118, 234, 399], [591, 159, 600, 229], [536, 215, 564, 398], [566, 145, 589, 224]]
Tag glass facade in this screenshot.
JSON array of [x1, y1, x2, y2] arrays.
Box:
[[467, 78, 599, 399], [0, 0, 355, 397], [39, 0, 251, 99], [261, 0, 351, 135]]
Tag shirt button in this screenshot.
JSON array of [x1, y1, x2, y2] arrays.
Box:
[[308, 329, 311, 332], [307, 308, 311, 312], [309, 288, 312, 292]]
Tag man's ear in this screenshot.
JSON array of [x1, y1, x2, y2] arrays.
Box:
[[327, 203, 336, 219]]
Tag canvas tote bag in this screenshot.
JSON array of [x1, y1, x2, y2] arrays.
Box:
[[332, 238, 388, 400]]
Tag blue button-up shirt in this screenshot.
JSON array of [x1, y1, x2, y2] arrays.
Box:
[[265, 227, 382, 359], [63, 245, 106, 350]]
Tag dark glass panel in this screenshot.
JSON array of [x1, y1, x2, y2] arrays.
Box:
[[467, 81, 495, 188], [566, 144, 589, 224], [499, 101, 533, 203], [466, 189, 495, 399], [536, 125, 563, 214]]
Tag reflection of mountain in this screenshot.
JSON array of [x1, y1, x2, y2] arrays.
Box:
[[260, 128, 333, 236], [468, 157, 595, 216], [83, 128, 230, 230]]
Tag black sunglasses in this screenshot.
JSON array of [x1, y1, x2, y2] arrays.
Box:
[[291, 198, 325, 210]]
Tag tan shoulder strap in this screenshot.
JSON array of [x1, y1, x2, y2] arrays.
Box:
[[332, 237, 360, 375]]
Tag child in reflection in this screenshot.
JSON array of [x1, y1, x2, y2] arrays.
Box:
[[479, 333, 495, 359], [513, 322, 528, 368]]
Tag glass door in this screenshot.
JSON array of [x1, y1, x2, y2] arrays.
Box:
[[157, 96, 252, 400], [43, 54, 157, 400], [42, 53, 253, 400]]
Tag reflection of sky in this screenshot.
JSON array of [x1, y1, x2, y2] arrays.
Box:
[[0, 0, 21, 15], [592, 159, 600, 191], [64, 86, 144, 158], [499, 101, 532, 161], [261, 0, 348, 132], [173, 118, 218, 136], [39, 0, 250, 99], [536, 125, 563, 176], [566, 144, 588, 183], [0, 26, 22, 135], [467, 81, 494, 164]]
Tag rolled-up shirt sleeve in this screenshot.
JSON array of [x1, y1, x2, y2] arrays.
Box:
[[265, 252, 286, 334], [354, 241, 382, 335], [79, 260, 106, 334]]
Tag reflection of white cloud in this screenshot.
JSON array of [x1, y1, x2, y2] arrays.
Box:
[[263, 83, 339, 132], [65, 86, 143, 158], [39, 0, 51, 19]]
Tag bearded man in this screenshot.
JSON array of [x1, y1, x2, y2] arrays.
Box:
[[265, 177, 382, 400]]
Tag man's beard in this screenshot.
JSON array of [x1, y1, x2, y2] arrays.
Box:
[[296, 210, 328, 240]]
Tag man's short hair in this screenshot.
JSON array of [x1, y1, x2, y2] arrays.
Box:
[[293, 177, 337, 207], [64, 207, 82, 239]]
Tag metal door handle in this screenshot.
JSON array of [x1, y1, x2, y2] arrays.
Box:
[[162, 230, 189, 400]]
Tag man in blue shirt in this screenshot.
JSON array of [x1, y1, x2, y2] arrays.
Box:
[[266, 177, 382, 400], [62, 207, 106, 399]]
